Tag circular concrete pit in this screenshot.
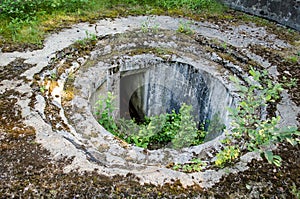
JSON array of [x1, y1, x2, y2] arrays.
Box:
[[91, 56, 235, 140], [1, 16, 298, 188]]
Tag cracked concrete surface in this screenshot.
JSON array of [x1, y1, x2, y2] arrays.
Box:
[[0, 15, 299, 188]]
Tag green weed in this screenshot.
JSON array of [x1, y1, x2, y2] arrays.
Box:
[[76, 31, 97, 46], [291, 183, 300, 198], [141, 16, 160, 33], [173, 158, 207, 172], [0, 0, 225, 45], [216, 67, 300, 167], [177, 20, 194, 35], [221, 42, 227, 50], [157, 0, 222, 12], [95, 91, 118, 134], [171, 103, 202, 148], [50, 72, 57, 80], [96, 93, 208, 149], [120, 103, 207, 149], [40, 85, 47, 93], [215, 146, 240, 168], [285, 56, 298, 64], [282, 76, 298, 88], [0, 0, 89, 20]]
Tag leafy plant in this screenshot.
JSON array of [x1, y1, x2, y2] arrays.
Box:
[[263, 150, 282, 167], [216, 67, 300, 167], [50, 71, 57, 80], [0, 0, 89, 21], [157, 0, 221, 11], [121, 103, 206, 149], [173, 158, 207, 173], [96, 93, 208, 149], [122, 114, 165, 148], [282, 76, 298, 88], [177, 20, 194, 35], [291, 183, 300, 199], [40, 85, 47, 93], [148, 110, 180, 145], [0, 0, 93, 43], [76, 30, 97, 46], [171, 103, 201, 148], [46, 0, 89, 11], [0, 0, 40, 20], [141, 16, 160, 33], [285, 56, 298, 64], [95, 91, 118, 134], [215, 146, 240, 168]]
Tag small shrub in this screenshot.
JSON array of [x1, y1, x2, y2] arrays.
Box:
[[120, 103, 207, 149], [96, 93, 208, 149], [171, 103, 200, 148], [215, 146, 240, 168], [95, 92, 118, 134], [216, 67, 300, 167]]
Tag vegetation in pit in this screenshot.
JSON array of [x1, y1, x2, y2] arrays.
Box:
[[95, 92, 118, 134], [96, 68, 299, 168], [215, 67, 300, 167], [95, 92, 207, 149]]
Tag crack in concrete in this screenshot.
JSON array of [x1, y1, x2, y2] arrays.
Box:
[[0, 15, 299, 188]]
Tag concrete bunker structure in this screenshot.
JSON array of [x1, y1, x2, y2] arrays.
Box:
[[1, 16, 295, 188], [91, 56, 235, 142]]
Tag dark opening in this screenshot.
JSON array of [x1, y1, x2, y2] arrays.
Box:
[[129, 89, 146, 124]]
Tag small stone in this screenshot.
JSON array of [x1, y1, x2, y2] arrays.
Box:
[[283, 70, 292, 76], [77, 57, 85, 64]]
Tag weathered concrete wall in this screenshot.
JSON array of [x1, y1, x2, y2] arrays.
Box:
[[104, 56, 236, 142], [220, 0, 300, 31]]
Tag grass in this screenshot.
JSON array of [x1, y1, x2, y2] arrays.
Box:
[[0, 0, 291, 47], [285, 55, 299, 64], [0, 0, 226, 46]]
